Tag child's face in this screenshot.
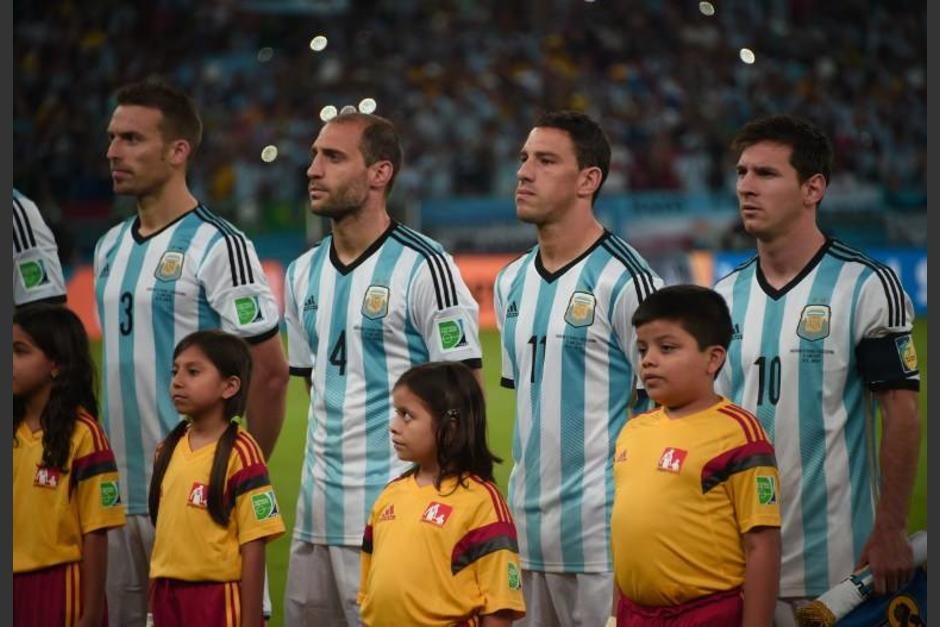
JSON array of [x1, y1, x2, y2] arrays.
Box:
[[390, 384, 438, 471], [170, 345, 239, 420], [635, 319, 724, 408], [12, 324, 56, 397]]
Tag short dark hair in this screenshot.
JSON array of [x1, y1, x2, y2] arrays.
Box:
[[534, 110, 611, 203], [632, 285, 733, 351], [731, 114, 833, 185], [115, 80, 203, 158], [330, 112, 403, 195]]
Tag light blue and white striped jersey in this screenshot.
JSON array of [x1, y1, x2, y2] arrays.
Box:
[[13, 189, 67, 307], [284, 221, 482, 545], [714, 239, 920, 597], [94, 205, 280, 515], [494, 231, 662, 573]]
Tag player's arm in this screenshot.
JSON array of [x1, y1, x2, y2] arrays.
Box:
[[239, 539, 266, 626], [77, 529, 108, 627], [741, 525, 780, 627], [245, 334, 289, 459], [857, 388, 919, 594]]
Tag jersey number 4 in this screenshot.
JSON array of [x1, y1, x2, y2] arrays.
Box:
[[330, 331, 347, 376]]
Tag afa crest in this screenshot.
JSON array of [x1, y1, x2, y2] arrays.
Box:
[[564, 292, 596, 328], [362, 285, 390, 320], [797, 304, 830, 341], [896, 335, 918, 374], [154, 251, 184, 281]]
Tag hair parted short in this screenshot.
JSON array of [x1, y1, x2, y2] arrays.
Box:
[[534, 110, 611, 203], [730, 113, 833, 185], [115, 79, 203, 158], [632, 284, 734, 351], [329, 112, 403, 195]]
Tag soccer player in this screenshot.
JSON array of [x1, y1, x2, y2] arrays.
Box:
[[13, 189, 67, 308], [611, 285, 780, 626], [493, 110, 663, 626], [283, 112, 483, 626], [714, 114, 921, 625], [94, 80, 289, 625]]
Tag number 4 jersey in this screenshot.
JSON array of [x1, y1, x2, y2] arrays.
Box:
[[714, 238, 920, 597], [94, 206, 280, 515], [284, 222, 482, 546]]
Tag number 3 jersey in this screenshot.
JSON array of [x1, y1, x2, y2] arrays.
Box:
[[284, 222, 482, 545], [94, 206, 280, 515], [714, 238, 920, 597], [493, 231, 662, 573]]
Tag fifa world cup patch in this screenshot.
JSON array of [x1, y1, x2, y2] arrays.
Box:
[[251, 490, 280, 521], [657, 447, 687, 473], [187, 482, 210, 508], [796, 304, 831, 341], [18, 260, 50, 290], [895, 335, 918, 374], [234, 296, 265, 326], [100, 480, 122, 507], [361, 285, 390, 320], [564, 291, 596, 328], [756, 475, 777, 505], [33, 466, 61, 489], [421, 501, 453, 527], [154, 250, 184, 281], [508, 562, 522, 590], [437, 317, 469, 353]]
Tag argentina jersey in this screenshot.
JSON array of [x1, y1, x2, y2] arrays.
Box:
[[94, 205, 279, 514], [284, 221, 482, 545], [494, 231, 662, 573], [714, 239, 919, 597], [13, 189, 67, 306]]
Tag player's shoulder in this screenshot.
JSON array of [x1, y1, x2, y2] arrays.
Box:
[[714, 253, 758, 290], [825, 238, 897, 277], [72, 409, 112, 452], [230, 426, 266, 468], [495, 246, 536, 285], [12, 188, 38, 214], [598, 232, 661, 289], [286, 237, 327, 277], [97, 215, 137, 247], [389, 222, 448, 256]]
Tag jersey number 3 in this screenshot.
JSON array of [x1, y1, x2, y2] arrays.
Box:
[[119, 291, 134, 336]]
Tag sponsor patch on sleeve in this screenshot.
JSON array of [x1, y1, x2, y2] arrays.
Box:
[[251, 490, 280, 521], [756, 475, 777, 505], [234, 296, 265, 326], [508, 562, 521, 590], [437, 317, 469, 353], [895, 335, 918, 374], [100, 480, 122, 507]]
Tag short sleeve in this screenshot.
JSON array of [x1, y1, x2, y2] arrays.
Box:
[[13, 193, 67, 307], [197, 232, 280, 343], [284, 261, 313, 375], [728, 464, 782, 534], [229, 435, 285, 545], [611, 273, 664, 413], [72, 422, 126, 534], [854, 269, 920, 391], [410, 253, 482, 366], [455, 486, 525, 619]]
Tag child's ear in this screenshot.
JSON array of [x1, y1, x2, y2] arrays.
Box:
[[220, 376, 242, 400], [706, 346, 727, 376]]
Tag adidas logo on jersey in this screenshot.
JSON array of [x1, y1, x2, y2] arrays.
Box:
[[303, 295, 318, 312], [98, 262, 111, 279], [657, 448, 687, 473], [379, 504, 396, 522], [732, 323, 742, 341], [421, 501, 453, 527], [34, 466, 61, 489], [506, 301, 519, 318]]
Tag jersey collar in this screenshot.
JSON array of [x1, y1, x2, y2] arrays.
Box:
[[535, 230, 610, 284], [131, 203, 200, 243], [756, 237, 832, 300], [328, 220, 397, 276]]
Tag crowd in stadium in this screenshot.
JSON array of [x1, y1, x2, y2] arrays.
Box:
[[15, 0, 925, 218]]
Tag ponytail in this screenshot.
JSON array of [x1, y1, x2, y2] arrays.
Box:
[[149, 420, 190, 525], [207, 421, 239, 526]]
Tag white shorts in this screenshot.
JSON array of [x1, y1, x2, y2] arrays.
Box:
[[516, 569, 614, 627], [283, 540, 362, 626], [774, 597, 812, 627]]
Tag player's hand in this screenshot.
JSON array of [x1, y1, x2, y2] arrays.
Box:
[[856, 527, 913, 595]]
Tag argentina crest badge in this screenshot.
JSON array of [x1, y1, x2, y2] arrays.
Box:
[[564, 291, 596, 328], [362, 285, 390, 320], [796, 304, 830, 341], [154, 250, 184, 281]]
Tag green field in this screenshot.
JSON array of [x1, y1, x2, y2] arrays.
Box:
[[93, 321, 927, 626]]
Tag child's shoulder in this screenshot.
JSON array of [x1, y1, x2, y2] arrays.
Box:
[[72, 410, 112, 452], [229, 426, 266, 468], [705, 400, 768, 444]]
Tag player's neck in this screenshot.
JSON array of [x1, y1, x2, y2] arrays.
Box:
[[663, 391, 722, 420], [136, 179, 198, 236], [757, 226, 826, 289], [186, 411, 230, 451], [536, 213, 604, 274], [330, 205, 392, 266]]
